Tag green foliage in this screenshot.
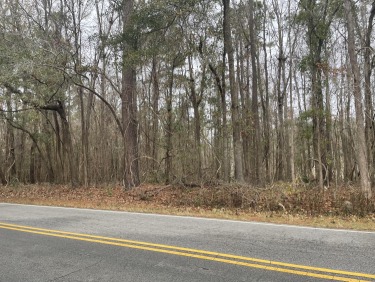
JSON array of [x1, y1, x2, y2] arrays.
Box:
[[0, 27, 72, 107], [315, 21, 330, 41], [297, 110, 313, 140], [133, 2, 177, 35], [295, 0, 343, 43], [109, 0, 205, 67], [298, 55, 312, 72]]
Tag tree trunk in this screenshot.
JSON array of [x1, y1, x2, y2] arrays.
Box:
[[364, 1, 375, 183], [345, 0, 372, 198], [5, 93, 17, 182], [273, 0, 286, 181], [249, 0, 260, 183], [261, 2, 271, 182], [208, 61, 230, 181], [42, 102, 78, 187], [29, 141, 36, 184], [78, 86, 89, 187], [223, 0, 244, 182], [237, 39, 250, 180], [53, 111, 63, 182], [122, 0, 140, 189], [165, 61, 175, 184], [310, 42, 325, 191], [188, 55, 202, 180], [151, 56, 160, 171], [288, 0, 295, 182]]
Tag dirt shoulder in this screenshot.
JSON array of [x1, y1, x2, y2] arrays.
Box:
[[1, 183, 375, 231]]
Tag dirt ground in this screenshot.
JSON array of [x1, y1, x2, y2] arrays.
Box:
[[1, 182, 375, 231]]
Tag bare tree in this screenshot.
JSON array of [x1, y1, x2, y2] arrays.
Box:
[[223, 0, 244, 182], [344, 0, 372, 198]]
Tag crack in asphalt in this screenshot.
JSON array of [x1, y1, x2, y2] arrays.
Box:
[[48, 259, 103, 282]]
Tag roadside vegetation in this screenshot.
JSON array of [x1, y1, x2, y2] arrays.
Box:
[[1, 182, 374, 231]]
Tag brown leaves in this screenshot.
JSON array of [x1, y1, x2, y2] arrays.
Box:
[[0, 182, 374, 222]]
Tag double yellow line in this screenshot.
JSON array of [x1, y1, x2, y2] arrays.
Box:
[[0, 222, 373, 281]]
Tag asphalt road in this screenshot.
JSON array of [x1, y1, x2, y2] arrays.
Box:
[[0, 203, 374, 282]]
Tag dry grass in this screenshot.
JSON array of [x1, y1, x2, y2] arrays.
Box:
[[1, 183, 375, 231]]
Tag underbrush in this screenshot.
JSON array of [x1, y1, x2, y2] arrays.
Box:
[[145, 182, 375, 217], [1, 182, 374, 229]]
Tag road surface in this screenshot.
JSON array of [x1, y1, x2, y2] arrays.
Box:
[[0, 203, 374, 281]]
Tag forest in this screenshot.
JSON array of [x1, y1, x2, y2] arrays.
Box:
[[1, 0, 375, 202]]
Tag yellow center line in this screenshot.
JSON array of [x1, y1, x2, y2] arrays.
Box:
[[0, 222, 372, 282]]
